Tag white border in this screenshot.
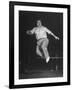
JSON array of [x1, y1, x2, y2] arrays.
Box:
[[14, 5, 67, 85]]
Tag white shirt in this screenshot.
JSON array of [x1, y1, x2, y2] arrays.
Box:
[[31, 26, 51, 40]]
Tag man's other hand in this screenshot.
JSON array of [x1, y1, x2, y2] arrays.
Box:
[[55, 36, 59, 40]]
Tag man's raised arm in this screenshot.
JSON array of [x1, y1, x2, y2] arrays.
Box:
[[46, 28, 59, 40], [50, 32, 59, 40]]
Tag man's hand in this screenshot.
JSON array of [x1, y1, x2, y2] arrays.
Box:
[[50, 32, 59, 40], [55, 36, 59, 40], [26, 31, 32, 35]]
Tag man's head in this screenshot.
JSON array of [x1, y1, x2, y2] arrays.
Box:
[[37, 20, 42, 27]]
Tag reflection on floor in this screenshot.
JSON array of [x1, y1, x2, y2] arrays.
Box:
[[19, 69, 63, 79], [19, 58, 63, 79]]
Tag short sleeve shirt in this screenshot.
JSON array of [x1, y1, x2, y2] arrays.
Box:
[[31, 26, 51, 40]]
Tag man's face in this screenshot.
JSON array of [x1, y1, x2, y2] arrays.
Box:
[[37, 20, 42, 27]]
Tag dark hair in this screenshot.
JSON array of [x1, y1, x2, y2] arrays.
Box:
[[37, 20, 41, 22]]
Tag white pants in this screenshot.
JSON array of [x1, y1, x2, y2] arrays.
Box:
[[36, 38, 49, 59]]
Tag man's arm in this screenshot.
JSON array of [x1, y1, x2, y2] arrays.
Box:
[[26, 30, 32, 35], [26, 28, 35, 35], [50, 32, 59, 40], [45, 28, 59, 40]]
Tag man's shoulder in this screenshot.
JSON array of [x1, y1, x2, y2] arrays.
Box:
[[42, 26, 48, 30], [32, 27, 37, 30], [34, 27, 38, 29]]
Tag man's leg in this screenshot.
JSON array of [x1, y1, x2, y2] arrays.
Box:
[[41, 38, 50, 63], [36, 45, 42, 57]]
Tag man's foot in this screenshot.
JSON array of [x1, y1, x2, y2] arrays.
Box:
[[46, 57, 50, 63]]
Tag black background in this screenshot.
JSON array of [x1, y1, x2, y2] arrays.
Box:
[[19, 11, 63, 76]]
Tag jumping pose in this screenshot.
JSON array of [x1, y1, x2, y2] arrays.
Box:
[[26, 20, 59, 63]]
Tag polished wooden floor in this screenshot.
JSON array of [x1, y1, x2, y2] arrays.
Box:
[[19, 57, 63, 79], [19, 69, 63, 79]]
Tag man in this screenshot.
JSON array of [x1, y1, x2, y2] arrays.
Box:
[[26, 20, 59, 63]]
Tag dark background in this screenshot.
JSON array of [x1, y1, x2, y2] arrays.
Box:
[[19, 11, 63, 79]]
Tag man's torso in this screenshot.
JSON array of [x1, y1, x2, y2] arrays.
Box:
[[34, 26, 47, 40]]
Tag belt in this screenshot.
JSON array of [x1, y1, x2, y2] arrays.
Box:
[[37, 38, 47, 41]]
